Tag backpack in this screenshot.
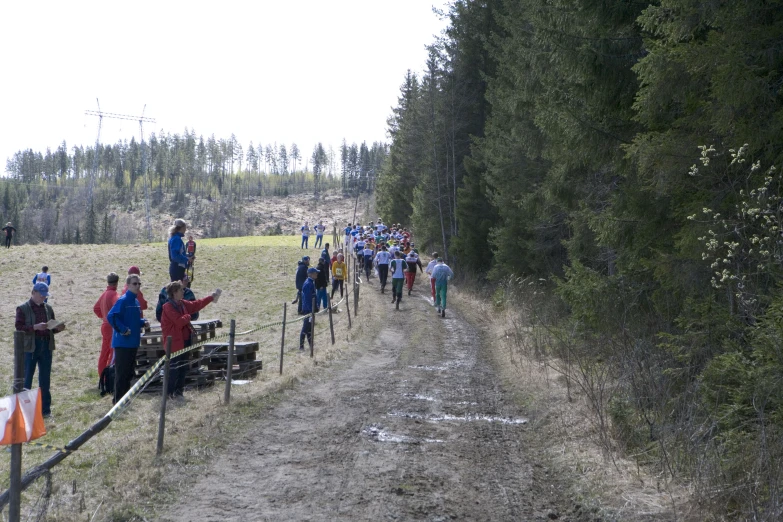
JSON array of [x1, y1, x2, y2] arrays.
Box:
[[99, 365, 115, 397]]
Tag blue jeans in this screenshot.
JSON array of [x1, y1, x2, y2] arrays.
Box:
[[317, 288, 328, 310], [24, 337, 52, 415], [314, 235, 323, 248], [301, 236, 309, 249], [300, 317, 313, 349]]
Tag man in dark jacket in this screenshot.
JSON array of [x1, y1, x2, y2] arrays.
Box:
[[300, 267, 318, 351], [156, 274, 199, 322], [15, 282, 65, 417], [294, 256, 310, 314]]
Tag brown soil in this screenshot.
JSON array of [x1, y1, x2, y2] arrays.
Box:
[[158, 273, 603, 521]]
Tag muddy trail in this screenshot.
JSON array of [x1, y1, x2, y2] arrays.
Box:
[[160, 277, 583, 521]]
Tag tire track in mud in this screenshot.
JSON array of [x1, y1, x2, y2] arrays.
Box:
[[160, 280, 567, 521]]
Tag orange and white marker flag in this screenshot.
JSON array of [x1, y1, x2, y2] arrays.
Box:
[[0, 389, 46, 445]]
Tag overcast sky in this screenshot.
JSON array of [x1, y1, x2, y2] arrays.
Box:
[[0, 1, 450, 172]]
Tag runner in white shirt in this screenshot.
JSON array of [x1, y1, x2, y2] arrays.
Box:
[[374, 245, 392, 293]]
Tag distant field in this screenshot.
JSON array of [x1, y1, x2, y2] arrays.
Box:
[[0, 236, 361, 520]]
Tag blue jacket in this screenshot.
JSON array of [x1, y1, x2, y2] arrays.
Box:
[[156, 286, 198, 322], [168, 233, 189, 266], [301, 277, 316, 313], [295, 261, 308, 290], [107, 291, 147, 348]]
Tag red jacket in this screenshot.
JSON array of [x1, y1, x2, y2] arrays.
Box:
[[161, 296, 214, 353], [93, 286, 119, 324]]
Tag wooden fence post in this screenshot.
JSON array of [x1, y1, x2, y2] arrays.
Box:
[[310, 295, 316, 358], [327, 293, 335, 345], [9, 331, 24, 522], [224, 319, 235, 405], [279, 303, 287, 375], [156, 336, 172, 457]]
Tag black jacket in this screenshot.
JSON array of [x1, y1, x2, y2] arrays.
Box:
[[295, 261, 308, 290]]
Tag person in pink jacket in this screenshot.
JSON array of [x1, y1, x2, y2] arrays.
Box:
[[93, 272, 120, 395], [160, 281, 220, 400]]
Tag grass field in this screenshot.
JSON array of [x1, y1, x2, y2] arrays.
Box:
[[0, 235, 360, 521]]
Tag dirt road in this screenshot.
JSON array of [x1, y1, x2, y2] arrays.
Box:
[[160, 278, 580, 521]]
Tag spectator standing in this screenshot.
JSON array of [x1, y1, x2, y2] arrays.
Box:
[[294, 256, 310, 314], [15, 282, 65, 417], [93, 272, 120, 393], [314, 220, 325, 249], [331, 253, 346, 299], [161, 281, 219, 400], [300, 267, 318, 351], [121, 266, 148, 318], [3, 222, 16, 248], [107, 274, 149, 404], [431, 258, 455, 318], [156, 274, 199, 322], [168, 218, 191, 282], [315, 257, 329, 311], [185, 235, 197, 280], [32, 266, 51, 302], [300, 221, 311, 249]]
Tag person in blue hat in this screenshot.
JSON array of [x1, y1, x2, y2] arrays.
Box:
[[15, 282, 66, 418], [300, 267, 318, 351]]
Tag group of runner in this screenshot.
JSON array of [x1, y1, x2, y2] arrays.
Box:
[[341, 218, 454, 317]]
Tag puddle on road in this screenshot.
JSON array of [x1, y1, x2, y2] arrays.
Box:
[[408, 364, 449, 371], [361, 424, 444, 444], [387, 411, 528, 425], [402, 393, 437, 402]]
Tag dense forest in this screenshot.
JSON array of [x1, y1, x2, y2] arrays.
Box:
[[2, 132, 386, 243], [377, 1, 783, 519]]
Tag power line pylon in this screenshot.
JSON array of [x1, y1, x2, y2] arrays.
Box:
[[85, 100, 156, 241]]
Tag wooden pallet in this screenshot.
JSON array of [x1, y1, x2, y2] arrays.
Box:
[[205, 360, 263, 379], [202, 341, 262, 378]]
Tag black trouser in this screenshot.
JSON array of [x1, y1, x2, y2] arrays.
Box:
[[169, 263, 186, 282], [378, 264, 389, 288], [296, 289, 303, 314], [168, 338, 191, 396], [300, 316, 313, 348], [331, 279, 344, 298], [114, 347, 138, 405], [4, 236, 10, 248]]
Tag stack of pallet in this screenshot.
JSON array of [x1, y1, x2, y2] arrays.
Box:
[[133, 318, 223, 393], [202, 341, 262, 379]]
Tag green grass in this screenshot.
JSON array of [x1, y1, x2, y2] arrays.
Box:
[[0, 236, 361, 521]]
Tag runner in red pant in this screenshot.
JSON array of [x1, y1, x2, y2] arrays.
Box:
[[404, 251, 423, 295], [425, 252, 438, 301]]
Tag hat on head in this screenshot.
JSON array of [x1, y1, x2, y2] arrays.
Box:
[[107, 272, 120, 285], [33, 282, 49, 297], [302, 255, 310, 262], [437, 257, 443, 262], [307, 267, 320, 274], [128, 266, 142, 275]]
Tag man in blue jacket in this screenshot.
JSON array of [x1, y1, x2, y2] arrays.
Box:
[[107, 273, 149, 404], [294, 256, 310, 314], [300, 267, 318, 351]]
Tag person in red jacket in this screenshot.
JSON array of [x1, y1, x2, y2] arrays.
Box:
[[161, 281, 221, 400], [121, 266, 148, 318], [93, 272, 120, 394]]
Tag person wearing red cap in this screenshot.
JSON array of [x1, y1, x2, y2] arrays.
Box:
[[121, 266, 148, 318]]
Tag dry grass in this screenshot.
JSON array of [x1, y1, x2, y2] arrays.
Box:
[[0, 234, 371, 521], [448, 284, 694, 521]]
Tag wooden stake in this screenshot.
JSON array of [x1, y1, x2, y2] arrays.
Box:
[[327, 293, 335, 345], [279, 302, 287, 375], [156, 336, 172, 457], [224, 319, 235, 405], [9, 331, 24, 522], [310, 295, 316, 358]]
